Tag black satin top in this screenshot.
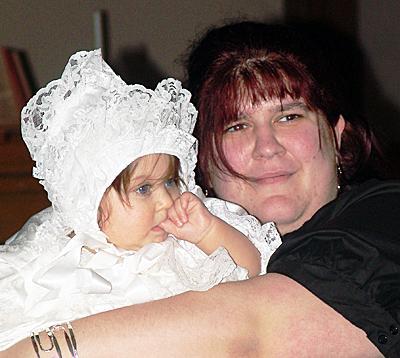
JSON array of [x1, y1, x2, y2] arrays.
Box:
[[268, 179, 400, 357]]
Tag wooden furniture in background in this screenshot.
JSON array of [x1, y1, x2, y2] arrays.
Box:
[[0, 125, 49, 243]]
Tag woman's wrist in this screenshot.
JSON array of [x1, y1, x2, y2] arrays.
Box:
[[29, 322, 79, 357]]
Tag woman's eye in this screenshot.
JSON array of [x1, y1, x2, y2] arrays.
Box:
[[225, 123, 247, 133], [135, 184, 152, 196], [165, 177, 178, 189], [279, 113, 301, 122]]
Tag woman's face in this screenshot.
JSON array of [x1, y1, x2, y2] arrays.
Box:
[[209, 98, 345, 235]]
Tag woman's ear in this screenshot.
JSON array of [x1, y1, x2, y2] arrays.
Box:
[[334, 115, 346, 149]]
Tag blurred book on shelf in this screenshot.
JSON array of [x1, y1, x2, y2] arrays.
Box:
[[0, 47, 34, 130], [0, 48, 46, 242]]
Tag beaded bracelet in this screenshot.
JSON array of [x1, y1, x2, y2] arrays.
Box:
[[30, 322, 78, 357]]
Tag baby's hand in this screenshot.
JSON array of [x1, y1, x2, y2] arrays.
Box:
[[159, 192, 215, 244]]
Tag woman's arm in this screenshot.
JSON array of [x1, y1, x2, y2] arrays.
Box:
[[2, 274, 380, 357]]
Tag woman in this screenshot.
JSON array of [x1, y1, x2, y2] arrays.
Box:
[[3, 21, 399, 357]]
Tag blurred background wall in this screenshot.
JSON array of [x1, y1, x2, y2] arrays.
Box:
[[0, 0, 283, 87], [0, 0, 399, 239]]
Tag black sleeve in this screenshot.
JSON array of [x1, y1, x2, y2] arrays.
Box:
[[268, 180, 400, 357]]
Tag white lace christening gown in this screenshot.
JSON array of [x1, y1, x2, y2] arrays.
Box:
[[0, 193, 281, 350]]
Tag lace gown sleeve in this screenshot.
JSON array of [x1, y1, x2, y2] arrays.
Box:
[[192, 186, 282, 274]]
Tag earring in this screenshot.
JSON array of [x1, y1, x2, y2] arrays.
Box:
[[336, 162, 343, 192], [204, 189, 209, 197]]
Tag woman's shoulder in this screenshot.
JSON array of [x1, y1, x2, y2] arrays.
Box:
[[275, 177, 400, 273], [305, 178, 400, 230], [346, 178, 400, 198], [276, 178, 400, 270]]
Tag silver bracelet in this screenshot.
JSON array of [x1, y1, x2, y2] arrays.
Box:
[[30, 322, 78, 358]]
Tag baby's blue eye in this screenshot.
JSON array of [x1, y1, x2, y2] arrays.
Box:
[[136, 184, 152, 196], [165, 177, 178, 189]]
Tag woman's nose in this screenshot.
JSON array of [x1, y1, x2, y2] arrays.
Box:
[[253, 126, 285, 159]]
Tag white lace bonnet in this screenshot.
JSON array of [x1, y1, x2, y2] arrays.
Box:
[[21, 49, 198, 235]]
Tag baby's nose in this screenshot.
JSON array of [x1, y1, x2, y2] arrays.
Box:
[[156, 186, 175, 209]]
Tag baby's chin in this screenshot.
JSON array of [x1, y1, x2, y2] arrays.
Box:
[[148, 228, 169, 243]]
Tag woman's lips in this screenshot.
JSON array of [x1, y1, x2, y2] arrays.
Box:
[[253, 171, 294, 184]]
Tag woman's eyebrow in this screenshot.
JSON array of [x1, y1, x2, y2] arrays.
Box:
[[238, 101, 308, 118], [273, 101, 308, 112]]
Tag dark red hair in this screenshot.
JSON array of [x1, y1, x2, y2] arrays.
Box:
[[185, 21, 382, 192]]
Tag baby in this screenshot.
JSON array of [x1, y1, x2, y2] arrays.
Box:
[[98, 153, 261, 277], [0, 50, 281, 351]]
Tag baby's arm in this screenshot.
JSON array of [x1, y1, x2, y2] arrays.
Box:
[[160, 192, 260, 277]]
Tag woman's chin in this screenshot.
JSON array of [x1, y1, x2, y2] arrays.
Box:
[[252, 197, 303, 229]]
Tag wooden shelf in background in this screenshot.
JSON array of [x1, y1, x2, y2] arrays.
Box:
[[0, 126, 50, 243]]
